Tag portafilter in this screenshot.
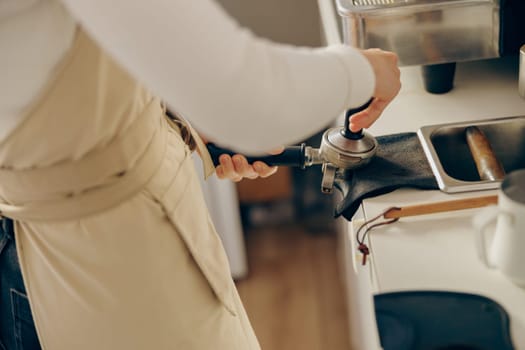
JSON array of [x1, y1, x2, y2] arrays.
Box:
[[206, 99, 378, 194]]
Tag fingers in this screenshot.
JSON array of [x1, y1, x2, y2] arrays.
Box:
[[253, 161, 278, 178], [268, 146, 285, 155], [216, 154, 255, 182], [353, 48, 401, 131], [215, 154, 278, 182], [348, 97, 389, 132]]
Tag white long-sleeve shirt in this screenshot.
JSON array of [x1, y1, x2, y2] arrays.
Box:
[[0, 0, 374, 154]]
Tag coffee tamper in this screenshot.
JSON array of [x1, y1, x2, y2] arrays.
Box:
[[318, 100, 378, 193]]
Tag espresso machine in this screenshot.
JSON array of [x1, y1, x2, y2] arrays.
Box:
[[335, 0, 525, 93]]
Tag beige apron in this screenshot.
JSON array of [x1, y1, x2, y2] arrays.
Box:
[[0, 28, 260, 350]]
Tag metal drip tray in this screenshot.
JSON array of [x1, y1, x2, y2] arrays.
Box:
[[417, 116, 525, 192]]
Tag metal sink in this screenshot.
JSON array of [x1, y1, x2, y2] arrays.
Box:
[[417, 116, 525, 192]]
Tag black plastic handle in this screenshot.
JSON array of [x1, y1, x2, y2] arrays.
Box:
[[206, 143, 306, 168], [343, 98, 373, 140]]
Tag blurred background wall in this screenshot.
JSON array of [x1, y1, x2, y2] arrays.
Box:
[[217, 0, 322, 47]]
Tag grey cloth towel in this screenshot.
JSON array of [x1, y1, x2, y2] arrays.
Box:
[[334, 132, 438, 220]]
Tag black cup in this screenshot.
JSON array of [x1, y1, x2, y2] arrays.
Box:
[[421, 62, 457, 94]]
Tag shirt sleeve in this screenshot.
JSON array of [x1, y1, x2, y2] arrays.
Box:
[[60, 0, 375, 154]]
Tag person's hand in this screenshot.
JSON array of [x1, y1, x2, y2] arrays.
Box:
[[198, 131, 281, 182], [349, 49, 401, 132], [215, 147, 284, 182]]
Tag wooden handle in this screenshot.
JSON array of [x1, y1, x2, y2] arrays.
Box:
[[383, 195, 498, 219], [465, 126, 505, 181]]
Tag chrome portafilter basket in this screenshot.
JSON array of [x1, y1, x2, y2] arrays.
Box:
[[318, 120, 377, 193], [206, 100, 378, 194]]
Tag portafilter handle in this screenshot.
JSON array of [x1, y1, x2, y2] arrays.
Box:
[[206, 143, 323, 169]]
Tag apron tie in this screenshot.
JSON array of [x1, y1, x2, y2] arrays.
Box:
[[164, 108, 215, 179]]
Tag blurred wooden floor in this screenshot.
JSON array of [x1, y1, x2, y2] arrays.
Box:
[[235, 224, 350, 350]]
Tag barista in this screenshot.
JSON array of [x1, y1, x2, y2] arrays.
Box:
[[0, 1, 400, 349]]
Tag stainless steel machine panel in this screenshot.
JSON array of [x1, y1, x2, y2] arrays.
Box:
[[336, 0, 500, 66]]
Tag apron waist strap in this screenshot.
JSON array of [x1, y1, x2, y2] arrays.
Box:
[[0, 100, 168, 221]]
